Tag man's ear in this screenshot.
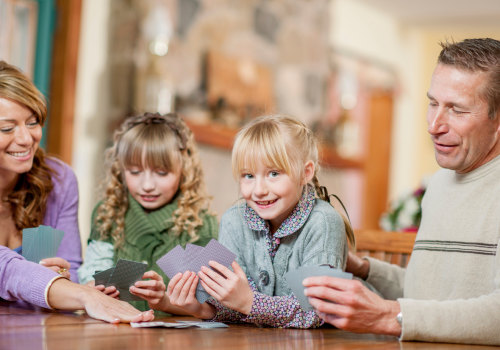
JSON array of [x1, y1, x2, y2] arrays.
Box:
[[302, 160, 315, 185]]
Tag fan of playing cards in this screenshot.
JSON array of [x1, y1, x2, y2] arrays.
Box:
[[21, 225, 65, 263], [93, 259, 148, 301], [156, 239, 236, 303]]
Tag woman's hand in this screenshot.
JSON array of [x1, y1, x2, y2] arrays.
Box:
[[130, 270, 167, 309], [198, 260, 253, 315], [48, 279, 155, 323], [40, 257, 71, 279], [166, 271, 215, 319]]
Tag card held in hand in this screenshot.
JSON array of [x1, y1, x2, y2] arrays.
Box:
[[21, 225, 65, 263], [106, 259, 148, 302], [156, 239, 236, 303], [92, 267, 115, 286], [285, 265, 353, 311]]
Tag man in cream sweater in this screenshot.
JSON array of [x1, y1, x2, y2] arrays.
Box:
[[302, 38, 500, 346]]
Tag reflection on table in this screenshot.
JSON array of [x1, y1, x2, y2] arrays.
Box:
[[0, 302, 493, 350]]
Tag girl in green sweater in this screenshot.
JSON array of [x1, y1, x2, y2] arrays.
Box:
[[78, 112, 218, 311]]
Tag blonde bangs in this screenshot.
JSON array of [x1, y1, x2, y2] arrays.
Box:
[[119, 125, 181, 172], [232, 120, 292, 178]]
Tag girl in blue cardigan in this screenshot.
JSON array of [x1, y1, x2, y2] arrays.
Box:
[[164, 115, 354, 327]]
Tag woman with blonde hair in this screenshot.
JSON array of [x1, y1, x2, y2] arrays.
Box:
[[0, 60, 81, 281]]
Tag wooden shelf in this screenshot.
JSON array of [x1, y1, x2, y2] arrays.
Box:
[[185, 120, 363, 169], [186, 120, 237, 150]]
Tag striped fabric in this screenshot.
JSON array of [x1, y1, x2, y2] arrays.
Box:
[[413, 240, 497, 256]]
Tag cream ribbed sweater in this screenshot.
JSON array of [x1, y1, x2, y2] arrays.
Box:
[[368, 155, 500, 345]]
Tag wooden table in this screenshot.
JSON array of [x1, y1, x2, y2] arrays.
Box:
[[0, 302, 493, 350]]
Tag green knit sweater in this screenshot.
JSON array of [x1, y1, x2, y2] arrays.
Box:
[[89, 194, 218, 310]]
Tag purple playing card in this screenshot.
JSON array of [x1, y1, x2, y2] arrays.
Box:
[[193, 239, 236, 271], [184, 243, 203, 256], [155, 240, 236, 303], [191, 239, 236, 293], [156, 245, 186, 278]]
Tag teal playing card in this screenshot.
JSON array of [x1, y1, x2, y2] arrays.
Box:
[[285, 265, 353, 311], [21, 225, 65, 263]]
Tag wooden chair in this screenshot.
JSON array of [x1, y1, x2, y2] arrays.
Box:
[[354, 229, 417, 267]]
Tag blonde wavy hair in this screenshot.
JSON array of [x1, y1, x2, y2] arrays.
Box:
[[0, 60, 54, 231], [95, 112, 212, 247], [232, 115, 355, 248]]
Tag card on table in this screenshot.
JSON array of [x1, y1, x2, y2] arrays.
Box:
[[21, 225, 65, 263], [285, 265, 353, 311], [92, 259, 147, 302], [130, 321, 228, 329], [156, 239, 236, 303]]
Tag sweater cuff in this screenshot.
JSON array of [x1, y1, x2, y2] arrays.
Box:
[[44, 275, 66, 309], [28, 265, 61, 308]]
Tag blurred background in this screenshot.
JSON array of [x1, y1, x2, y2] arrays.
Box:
[[1, 0, 500, 247]]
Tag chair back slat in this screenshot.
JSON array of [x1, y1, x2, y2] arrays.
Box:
[[354, 230, 416, 267]]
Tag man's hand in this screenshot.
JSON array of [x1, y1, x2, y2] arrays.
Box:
[[303, 276, 401, 336]]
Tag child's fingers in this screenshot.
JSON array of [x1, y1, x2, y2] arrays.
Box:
[[142, 270, 161, 281], [168, 271, 192, 299], [94, 284, 105, 292], [109, 290, 120, 299], [207, 260, 233, 278], [187, 275, 199, 300], [231, 261, 246, 278], [180, 272, 198, 301], [129, 285, 164, 303], [198, 270, 225, 298], [199, 278, 221, 300], [134, 279, 166, 292], [103, 286, 118, 295], [200, 265, 230, 286], [166, 272, 182, 296], [177, 272, 197, 302]]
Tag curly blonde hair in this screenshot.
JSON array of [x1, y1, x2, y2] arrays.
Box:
[[95, 112, 212, 248], [232, 115, 355, 248], [0, 61, 54, 231]]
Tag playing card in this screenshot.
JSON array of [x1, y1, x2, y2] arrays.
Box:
[[156, 239, 236, 303], [177, 321, 229, 328], [285, 265, 353, 311], [185, 243, 203, 255], [93, 267, 115, 286], [130, 321, 193, 328], [190, 239, 236, 273], [130, 321, 228, 329], [107, 259, 148, 302], [156, 245, 187, 278], [22, 225, 65, 263], [195, 289, 211, 303]]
